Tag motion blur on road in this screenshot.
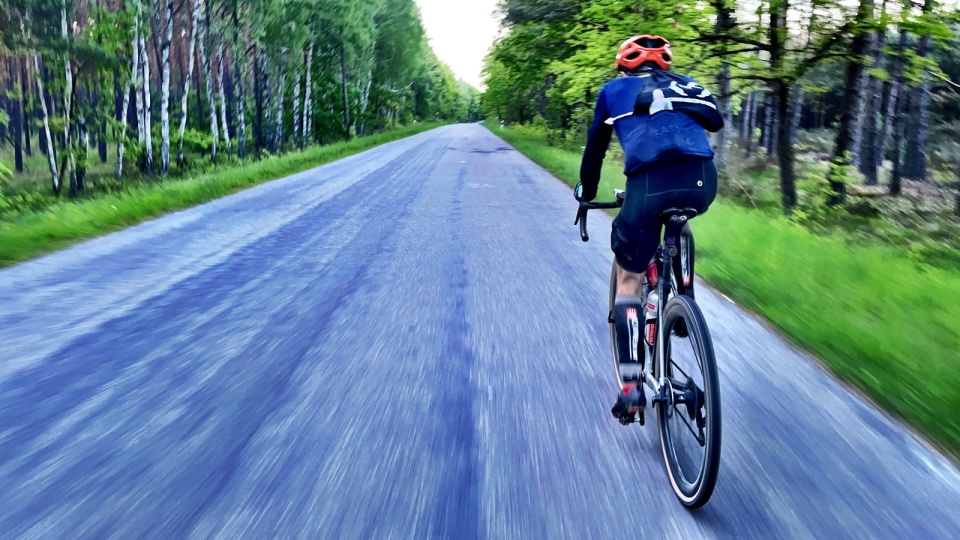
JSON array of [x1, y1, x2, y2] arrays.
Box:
[[1, 125, 959, 538]]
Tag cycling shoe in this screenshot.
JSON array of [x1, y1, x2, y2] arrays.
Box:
[[611, 383, 646, 423]]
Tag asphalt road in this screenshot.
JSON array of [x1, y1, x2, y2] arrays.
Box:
[[1, 124, 959, 539]]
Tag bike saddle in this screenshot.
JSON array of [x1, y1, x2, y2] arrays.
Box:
[[659, 207, 699, 223]]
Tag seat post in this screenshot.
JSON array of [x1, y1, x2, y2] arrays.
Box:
[[661, 207, 697, 250]]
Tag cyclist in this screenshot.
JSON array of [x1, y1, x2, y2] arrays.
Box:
[[574, 35, 723, 422]]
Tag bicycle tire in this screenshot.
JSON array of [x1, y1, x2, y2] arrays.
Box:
[[608, 262, 620, 383], [655, 294, 721, 508]]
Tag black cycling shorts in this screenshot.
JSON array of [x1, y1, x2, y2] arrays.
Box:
[[611, 158, 718, 274]]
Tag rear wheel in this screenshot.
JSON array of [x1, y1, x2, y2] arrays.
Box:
[[608, 262, 621, 384], [655, 294, 721, 508]]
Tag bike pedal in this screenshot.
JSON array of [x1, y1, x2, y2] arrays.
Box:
[[638, 410, 645, 426]]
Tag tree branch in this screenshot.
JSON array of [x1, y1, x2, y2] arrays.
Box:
[[692, 34, 771, 50], [790, 21, 855, 79], [727, 73, 779, 84], [572, 19, 608, 31], [708, 46, 768, 58]]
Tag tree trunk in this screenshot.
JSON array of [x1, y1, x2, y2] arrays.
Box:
[[198, 1, 219, 163], [20, 57, 32, 159], [293, 68, 301, 147], [115, 74, 123, 123], [829, 0, 873, 205], [767, 95, 779, 156], [739, 92, 751, 140], [33, 53, 59, 193], [140, 35, 154, 175], [160, 0, 174, 174], [224, 57, 234, 137], [302, 43, 313, 147], [62, 2, 78, 197], [272, 57, 286, 152], [860, 19, 886, 184], [217, 42, 232, 159], [878, 28, 908, 189], [712, 1, 734, 169], [134, 5, 145, 145], [177, 0, 199, 167], [8, 60, 24, 173], [777, 82, 797, 212], [232, 2, 245, 159], [902, 0, 934, 181], [890, 92, 906, 197], [769, 0, 795, 213], [263, 51, 273, 152], [359, 66, 373, 135], [902, 54, 930, 181], [97, 91, 107, 163], [76, 90, 88, 192], [746, 92, 758, 157], [255, 43, 264, 154], [117, 26, 137, 179], [789, 85, 803, 144], [761, 91, 774, 152], [714, 62, 731, 168], [340, 45, 350, 139], [194, 46, 204, 130]]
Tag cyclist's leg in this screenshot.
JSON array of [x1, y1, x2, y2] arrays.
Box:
[[609, 173, 662, 419]]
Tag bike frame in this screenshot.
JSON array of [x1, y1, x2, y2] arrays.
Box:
[[576, 195, 689, 407], [646, 219, 684, 404]]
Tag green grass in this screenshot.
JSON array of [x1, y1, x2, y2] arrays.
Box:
[[0, 123, 445, 267], [486, 121, 960, 456]]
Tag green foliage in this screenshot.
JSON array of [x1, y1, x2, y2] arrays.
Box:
[[0, 160, 11, 183], [0, 188, 48, 220], [793, 128, 837, 156], [179, 129, 215, 160], [793, 162, 845, 225]]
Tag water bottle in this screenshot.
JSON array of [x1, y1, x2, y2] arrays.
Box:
[[645, 290, 659, 346]]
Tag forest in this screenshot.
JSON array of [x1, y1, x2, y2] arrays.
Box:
[[0, 0, 481, 205], [484, 0, 960, 267]]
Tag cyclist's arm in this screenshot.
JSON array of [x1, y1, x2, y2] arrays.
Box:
[[579, 89, 612, 199], [670, 75, 724, 132]]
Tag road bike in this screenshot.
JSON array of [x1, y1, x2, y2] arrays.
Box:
[[576, 189, 721, 507]]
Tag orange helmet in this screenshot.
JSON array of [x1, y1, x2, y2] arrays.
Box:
[[616, 35, 672, 72]]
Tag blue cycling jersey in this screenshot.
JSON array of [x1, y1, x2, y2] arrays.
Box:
[[579, 70, 724, 192]]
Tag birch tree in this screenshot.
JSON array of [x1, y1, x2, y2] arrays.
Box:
[[177, 0, 199, 167], [292, 66, 301, 146], [302, 41, 312, 147], [197, 0, 219, 162], [159, 0, 174, 173], [272, 51, 286, 151], [139, 29, 153, 174], [217, 41, 231, 159]]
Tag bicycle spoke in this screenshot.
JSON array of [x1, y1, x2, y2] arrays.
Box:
[[672, 403, 705, 446], [670, 360, 692, 381]]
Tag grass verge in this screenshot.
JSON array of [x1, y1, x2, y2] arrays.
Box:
[[486, 121, 960, 456], [0, 123, 445, 267]]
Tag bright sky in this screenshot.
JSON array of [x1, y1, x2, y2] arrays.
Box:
[[415, 0, 502, 90]]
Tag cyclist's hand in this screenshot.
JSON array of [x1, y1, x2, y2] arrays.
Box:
[[575, 181, 596, 202]]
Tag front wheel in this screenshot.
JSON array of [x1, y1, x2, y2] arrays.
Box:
[[655, 294, 721, 508]]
